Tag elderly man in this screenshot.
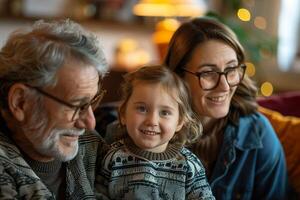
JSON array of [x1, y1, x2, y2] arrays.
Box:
[[0, 19, 109, 199]]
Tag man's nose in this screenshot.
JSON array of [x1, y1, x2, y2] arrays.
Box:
[[74, 106, 96, 131]]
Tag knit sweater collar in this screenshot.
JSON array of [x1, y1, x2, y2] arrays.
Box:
[[24, 155, 62, 174], [124, 137, 182, 160]]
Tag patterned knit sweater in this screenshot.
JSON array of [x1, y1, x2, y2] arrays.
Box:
[[0, 125, 109, 199], [95, 138, 215, 200]]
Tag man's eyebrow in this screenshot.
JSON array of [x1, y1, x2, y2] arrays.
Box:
[[69, 97, 90, 105], [69, 88, 100, 104]]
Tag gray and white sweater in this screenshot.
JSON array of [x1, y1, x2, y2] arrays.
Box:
[[95, 138, 215, 200]]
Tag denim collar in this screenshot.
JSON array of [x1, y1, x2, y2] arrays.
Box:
[[225, 112, 263, 151], [210, 113, 264, 185]]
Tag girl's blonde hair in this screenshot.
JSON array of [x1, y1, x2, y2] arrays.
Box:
[[119, 65, 202, 146]]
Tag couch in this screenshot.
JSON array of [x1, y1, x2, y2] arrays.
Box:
[[257, 91, 300, 195], [258, 91, 300, 117]]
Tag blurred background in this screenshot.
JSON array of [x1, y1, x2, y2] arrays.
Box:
[[1, 0, 300, 103]]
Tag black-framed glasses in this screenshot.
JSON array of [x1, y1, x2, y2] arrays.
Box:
[[182, 64, 246, 91], [25, 83, 106, 121]]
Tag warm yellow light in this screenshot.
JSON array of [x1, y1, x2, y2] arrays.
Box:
[[153, 18, 180, 44], [133, 4, 175, 16], [254, 16, 267, 30], [153, 30, 173, 43], [175, 5, 206, 16], [133, 0, 206, 17], [260, 82, 273, 97], [156, 18, 180, 31], [115, 38, 151, 71], [118, 39, 138, 52], [245, 62, 256, 77], [237, 8, 251, 21]]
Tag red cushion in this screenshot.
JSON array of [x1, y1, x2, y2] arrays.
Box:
[[257, 91, 300, 117]]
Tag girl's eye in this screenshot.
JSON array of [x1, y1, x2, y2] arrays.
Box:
[[136, 106, 147, 113], [160, 110, 171, 117]]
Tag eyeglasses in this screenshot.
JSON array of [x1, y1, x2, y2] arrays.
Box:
[[25, 83, 106, 121], [182, 64, 246, 91]]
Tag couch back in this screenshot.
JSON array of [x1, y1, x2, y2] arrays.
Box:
[[257, 91, 300, 117]]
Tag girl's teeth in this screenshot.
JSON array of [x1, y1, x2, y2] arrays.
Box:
[[142, 130, 158, 135]]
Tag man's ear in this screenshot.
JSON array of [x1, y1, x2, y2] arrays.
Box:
[[7, 83, 30, 122]]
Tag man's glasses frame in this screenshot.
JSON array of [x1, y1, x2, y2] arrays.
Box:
[[25, 82, 106, 121], [182, 64, 246, 91]]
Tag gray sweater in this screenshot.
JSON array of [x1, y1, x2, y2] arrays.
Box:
[[95, 138, 215, 200], [0, 125, 108, 199]]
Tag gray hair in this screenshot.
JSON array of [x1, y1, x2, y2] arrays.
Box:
[[0, 19, 108, 109]]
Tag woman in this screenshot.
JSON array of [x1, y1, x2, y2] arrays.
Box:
[[164, 17, 288, 200]]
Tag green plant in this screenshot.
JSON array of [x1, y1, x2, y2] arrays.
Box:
[[205, 10, 277, 64]]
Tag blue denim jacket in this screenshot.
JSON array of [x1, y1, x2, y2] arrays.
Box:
[[210, 112, 288, 200]]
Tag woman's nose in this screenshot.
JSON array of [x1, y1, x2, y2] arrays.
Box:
[[217, 74, 230, 90]]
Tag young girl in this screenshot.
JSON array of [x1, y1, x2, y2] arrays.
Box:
[[95, 65, 215, 200]]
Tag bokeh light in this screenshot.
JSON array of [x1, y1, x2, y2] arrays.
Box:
[[254, 16, 267, 30], [260, 82, 274, 97], [245, 62, 256, 77], [237, 8, 251, 21]]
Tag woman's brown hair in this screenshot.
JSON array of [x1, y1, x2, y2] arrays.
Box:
[[164, 17, 258, 171], [164, 17, 257, 125]]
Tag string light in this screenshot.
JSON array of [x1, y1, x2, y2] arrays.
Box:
[[245, 62, 256, 77], [260, 82, 274, 97], [237, 8, 251, 21]]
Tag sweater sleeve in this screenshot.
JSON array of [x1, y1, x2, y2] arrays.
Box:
[[184, 149, 215, 200], [95, 146, 114, 200], [0, 163, 54, 199], [0, 165, 18, 199], [94, 164, 111, 200]]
